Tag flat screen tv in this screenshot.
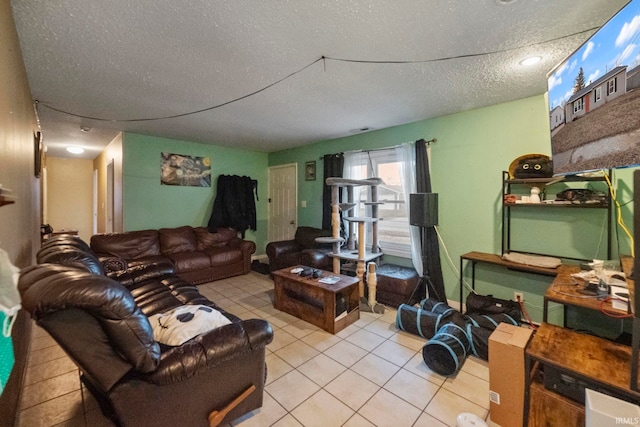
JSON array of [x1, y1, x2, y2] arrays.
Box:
[[548, 0, 640, 176]]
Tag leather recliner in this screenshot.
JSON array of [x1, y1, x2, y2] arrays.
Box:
[[19, 235, 273, 427], [266, 226, 334, 272]]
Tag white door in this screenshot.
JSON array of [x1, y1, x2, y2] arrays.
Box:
[[268, 163, 297, 243]]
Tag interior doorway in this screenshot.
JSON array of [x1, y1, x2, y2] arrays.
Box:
[[268, 163, 297, 243], [106, 160, 114, 233]]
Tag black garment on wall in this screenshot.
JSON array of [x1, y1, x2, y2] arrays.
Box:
[[322, 153, 344, 232], [208, 175, 257, 238], [416, 139, 446, 302]]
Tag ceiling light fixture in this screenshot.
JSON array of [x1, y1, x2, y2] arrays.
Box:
[[520, 56, 542, 66], [496, 0, 518, 4], [80, 126, 92, 132], [66, 146, 85, 154]]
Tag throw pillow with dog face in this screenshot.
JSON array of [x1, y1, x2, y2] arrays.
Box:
[[148, 305, 231, 346]]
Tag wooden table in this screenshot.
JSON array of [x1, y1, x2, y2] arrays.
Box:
[[272, 267, 360, 334]]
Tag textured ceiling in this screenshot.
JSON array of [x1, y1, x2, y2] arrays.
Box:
[[11, 0, 629, 158]]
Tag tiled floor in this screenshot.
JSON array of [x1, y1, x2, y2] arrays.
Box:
[[17, 271, 496, 427]]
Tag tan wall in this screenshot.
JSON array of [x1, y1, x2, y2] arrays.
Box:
[[94, 133, 123, 233], [0, 0, 41, 423], [45, 157, 94, 242], [0, 0, 40, 266]]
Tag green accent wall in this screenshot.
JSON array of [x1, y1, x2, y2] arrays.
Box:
[[268, 94, 637, 330], [122, 133, 269, 251]]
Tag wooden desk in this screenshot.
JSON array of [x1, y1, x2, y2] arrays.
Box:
[[525, 323, 640, 426], [459, 251, 560, 306], [543, 257, 634, 323]]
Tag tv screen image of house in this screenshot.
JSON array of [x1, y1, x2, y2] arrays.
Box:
[[547, 0, 640, 176]]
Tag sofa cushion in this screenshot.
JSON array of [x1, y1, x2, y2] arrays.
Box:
[[148, 305, 232, 346], [91, 230, 161, 259], [194, 227, 237, 250], [204, 246, 243, 266], [165, 251, 211, 272], [159, 226, 197, 254]]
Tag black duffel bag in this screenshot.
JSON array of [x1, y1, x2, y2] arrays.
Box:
[[465, 292, 521, 320]]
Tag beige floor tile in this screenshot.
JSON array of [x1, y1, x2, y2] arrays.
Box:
[[265, 353, 294, 385], [358, 388, 422, 427], [29, 333, 58, 351], [271, 414, 304, 427], [379, 308, 398, 324], [363, 319, 397, 339], [266, 311, 301, 329], [371, 340, 417, 367], [297, 353, 346, 386], [325, 370, 380, 411], [425, 388, 488, 427], [274, 340, 319, 368], [404, 353, 447, 386], [17, 390, 84, 427], [324, 340, 368, 368], [384, 368, 440, 410], [21, 371, 81, 409], [23, 356, 78, 386], [300, 329, 343, 352], [460, 356, 489, 382], [291, 389, 354, 427], [413, 412, 449, 427], [345, 329, 387, 352], [281, 319, 319, 339], [335, 322, 361, 339], [269, 329, 299, 351], [232, 392, 288, 426], [388, 330, 427, 352], [27, 345, 68, 367], [265, 370, 320, 411], [351, 353, 400, 386], [442, 370, 490, 409], [342, 413, 376, 427]]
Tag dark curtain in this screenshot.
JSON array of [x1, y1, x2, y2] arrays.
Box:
[[208, 175, 257, 238], [322, 153, 344, 231], [416, 139, 447, 302]]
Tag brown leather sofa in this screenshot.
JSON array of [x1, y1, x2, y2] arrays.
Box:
[[266, 226, 334, 272], [90, 225, 255, 284], [19, 235, 273, 427]]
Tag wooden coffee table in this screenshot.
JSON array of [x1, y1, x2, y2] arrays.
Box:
[[272, 267, 360, 334]]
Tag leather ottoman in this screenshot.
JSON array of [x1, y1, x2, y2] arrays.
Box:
[[373, 264, 420, 308]]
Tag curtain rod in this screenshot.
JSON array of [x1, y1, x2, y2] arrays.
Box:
[[318, 137, 437, 160]]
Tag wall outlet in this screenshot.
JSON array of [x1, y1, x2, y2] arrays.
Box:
[[514, 292, 524, 302]]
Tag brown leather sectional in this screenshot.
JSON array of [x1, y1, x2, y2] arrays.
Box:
[[90, 225, 256, 284], [19, 234, 272, 427]]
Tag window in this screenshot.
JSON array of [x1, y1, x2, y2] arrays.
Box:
[[594, 86, 601, 102], [346, 149, 411, 258], [608, 78, 617, 95], [573, 98, 583, 113]]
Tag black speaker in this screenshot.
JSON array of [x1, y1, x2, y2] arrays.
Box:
[[409, 193, 438, 227]]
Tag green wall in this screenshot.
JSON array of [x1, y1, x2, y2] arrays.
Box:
[[268, 94, 637, 329], [122, 133, 269, 251]]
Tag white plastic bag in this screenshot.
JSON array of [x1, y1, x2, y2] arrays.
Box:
[[0, 247, 20, 338]]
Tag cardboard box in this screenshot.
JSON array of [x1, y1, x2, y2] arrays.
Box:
[[488, 323, 534, 427]]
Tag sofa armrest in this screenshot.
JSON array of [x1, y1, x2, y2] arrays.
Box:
[[266, 240, 302, 260], [300, 248, 333, 270], [108, 258, 176, 286], [145, 319, 273, 385]]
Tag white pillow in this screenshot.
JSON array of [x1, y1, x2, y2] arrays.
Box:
[[148, 305, 231, 346]]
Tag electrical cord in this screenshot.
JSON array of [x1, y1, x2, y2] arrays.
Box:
[[602, 169, 634, 257], [434, 226, 476, 295]]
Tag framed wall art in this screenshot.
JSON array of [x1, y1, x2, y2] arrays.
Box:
[[161, 152, 211, 187], [34, 131, 43, 178], [305, 161, 316, 181]]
